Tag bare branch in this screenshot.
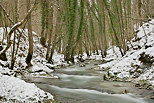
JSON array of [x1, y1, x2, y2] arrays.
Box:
[[0, 0, 37, 56]]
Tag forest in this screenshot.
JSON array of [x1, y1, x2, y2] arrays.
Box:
[[0, 0, 154, 103]]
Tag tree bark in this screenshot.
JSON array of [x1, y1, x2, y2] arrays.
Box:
[[46, 0, 53, 61], [10, 0, 19, 69], [26, 0, 34, 67]]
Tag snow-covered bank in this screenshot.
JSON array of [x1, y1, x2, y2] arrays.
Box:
[[0, 73, 53, 103], [0, 28, 57, 102], [99, 19, 154, 86]]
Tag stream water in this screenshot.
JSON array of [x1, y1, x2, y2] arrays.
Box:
[[29, 60, 154, 103]]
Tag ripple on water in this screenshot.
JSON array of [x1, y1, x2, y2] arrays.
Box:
[[49, 85, 149, 103], [33, 60, 154, 103]]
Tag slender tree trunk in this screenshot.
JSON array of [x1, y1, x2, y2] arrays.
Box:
[[103, 0, 124, 56], [64, 0, 77, 63], [26, 0, 33, 67], [40, 0, 49, 47], [46, 0, 53, 61], [10, 0, 17, 69], [0, 2, 36, 57]]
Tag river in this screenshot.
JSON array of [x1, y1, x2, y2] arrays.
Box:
[[28, 60, 154, 103]]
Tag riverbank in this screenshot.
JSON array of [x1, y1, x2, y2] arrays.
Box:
[[0, 28, 59, 103], [0, 73, 53, 103], [98, 19, 154, 93], [27, 60, 153, 103]]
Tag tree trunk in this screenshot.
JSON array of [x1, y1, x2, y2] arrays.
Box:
[[26, 0, 33, 67], [10, 0, 19, 69], [46, 0, 53, 61]]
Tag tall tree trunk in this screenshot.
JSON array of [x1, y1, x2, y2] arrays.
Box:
[[26, 0, 33, 67], [40, 0, 49, 47], [71, 0, 84, 59], [64, 0, 77, 63], [46, 0, 53, 61], [138, 0, 142, 26], [10, 0, 19, 69], [103, 0, 124, 56]]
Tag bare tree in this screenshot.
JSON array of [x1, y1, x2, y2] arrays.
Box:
[[0, 2, 36, 58]]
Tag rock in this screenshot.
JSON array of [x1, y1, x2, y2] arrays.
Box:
[[146, 86, 154, 90], [114, 77, 123, 81], [98, 67, 110, 71], [85, 62, 89, 65], [136, 69, 143, 73], [0, 96, 7, 102], [113, 72, 119, 75], [135, 83, 141, 87], [94, 63, 98, 65], [46, 64, 55, 70], [1, 72, 10, 76], [108, 72, 115, 78], [103, 74, 110, 81], [119, 89, 129, 94], [35, 69, 44, 73], [123, 90, 129, 94], [132, 72, 140, 78], [139, 52, 154, 64], [103, 72, 120, 81], [93, 67, 100, 70], [79, 63, 86, 67], [60, 64, 67, 68], [76, 55, 85, 62], [0, 46, 8, 61], [135, 80, 153, 90], [113, 85, 123, 87], [27, 69, 33, 73], [101, 59, 107, 63], [129, 69, 135, 75], [139, 87, 142, 89], [151, 96, 154, 99], [145, 45, 152, 49]]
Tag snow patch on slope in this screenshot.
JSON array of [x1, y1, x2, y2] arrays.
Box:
[[0, 72, 53, 102], [0, 27, 55, 102], [99, 19, 154, 84]]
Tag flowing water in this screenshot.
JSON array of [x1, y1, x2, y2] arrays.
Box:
[[28, 60, 154, 103]]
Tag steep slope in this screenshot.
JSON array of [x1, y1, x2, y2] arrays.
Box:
[[99, 19, 154, 86]]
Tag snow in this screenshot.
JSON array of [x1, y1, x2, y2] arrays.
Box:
[[105, 46, 123, 61], [0, 27, 68, 72], [149, 80, 154, 86], [138, 66, 154, 80], [31, 64, 54, 73], [0, 66, 13, 75], [0, 73, 53, 102], [98, 46, 123, 69], [52, 52, 65, 65], [74, 50, 103, 63], [74, 46, 122, 63], [108, 49, 143, 78], [0, 27, 56, 102], [99, 19, 154, 85]]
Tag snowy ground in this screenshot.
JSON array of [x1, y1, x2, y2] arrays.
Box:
[[99, 19, 154, 86], [0, 28, 58, 103], [0, 72, 53, 103]]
